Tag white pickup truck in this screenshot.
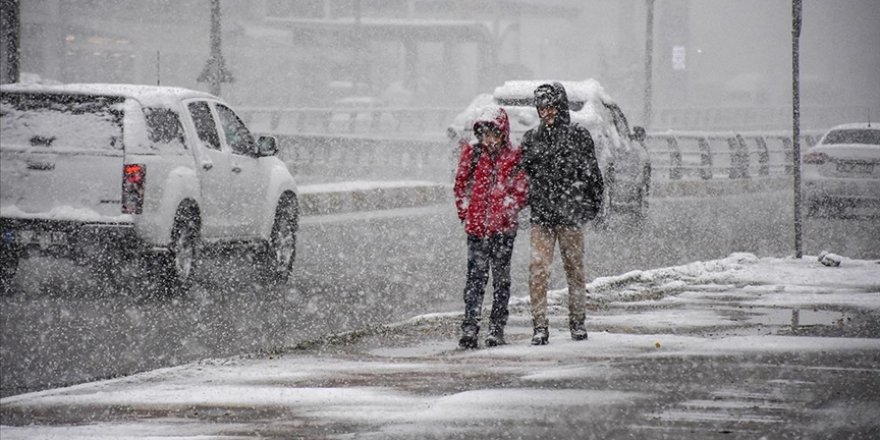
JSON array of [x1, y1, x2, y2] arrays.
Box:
[[0, 83, 299, 293]]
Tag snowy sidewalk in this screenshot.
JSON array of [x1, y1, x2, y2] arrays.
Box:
[[2, 253, 879, 439]]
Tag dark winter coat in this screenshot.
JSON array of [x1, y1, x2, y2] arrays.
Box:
[[521, 82, 604, 226], [454, 107, 528, 238]]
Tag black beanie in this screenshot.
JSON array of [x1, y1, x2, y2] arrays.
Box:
[[534, 83, 565, 109]]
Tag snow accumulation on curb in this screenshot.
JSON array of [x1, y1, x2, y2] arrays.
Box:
[[509, 252, 880, 310]]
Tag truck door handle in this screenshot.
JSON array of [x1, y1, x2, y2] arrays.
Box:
[[232, 166, 242, 173]]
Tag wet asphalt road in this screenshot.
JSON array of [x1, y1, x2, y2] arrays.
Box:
[[2, 191, 879, 397]]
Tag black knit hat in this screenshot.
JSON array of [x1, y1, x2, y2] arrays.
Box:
[[534, 83, 565, 109]]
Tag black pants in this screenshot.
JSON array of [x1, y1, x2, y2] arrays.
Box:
[[462, 233, 516, 332]]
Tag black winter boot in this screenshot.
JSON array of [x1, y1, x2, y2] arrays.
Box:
[[531, 326, 549, 345], [485, 324, 506, 347], [570, 319, 588, 341], [458, 323, 479, 349]]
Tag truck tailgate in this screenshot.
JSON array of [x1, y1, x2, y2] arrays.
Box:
[[0, 91, 130, 223], [0, 149, 126, 221]]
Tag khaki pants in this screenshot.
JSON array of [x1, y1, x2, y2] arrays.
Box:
[[528, 224, 587, 328]]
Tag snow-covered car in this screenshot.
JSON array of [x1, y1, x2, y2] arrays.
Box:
[[802, 122, 880, 217], [0, 83, 299, 292], [447, 79, 651, 219]]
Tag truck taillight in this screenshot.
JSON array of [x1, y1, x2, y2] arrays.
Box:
[[122, 164, 146, 214]]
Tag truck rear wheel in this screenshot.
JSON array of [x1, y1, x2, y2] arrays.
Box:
[[153, 207, 200, 294]]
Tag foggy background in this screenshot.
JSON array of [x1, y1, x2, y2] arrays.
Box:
[[3, 0, 878, 134]]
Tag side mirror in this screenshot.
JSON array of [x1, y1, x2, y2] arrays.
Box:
[[632, 126, 647, 143], [257, 135, 278, 157]]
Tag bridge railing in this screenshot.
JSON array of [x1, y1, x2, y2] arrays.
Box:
[[266, 129, 826, 188], [644, 130, 825, 182]]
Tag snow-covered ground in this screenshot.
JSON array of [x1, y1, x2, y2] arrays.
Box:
[[2, 252, 879, 439]]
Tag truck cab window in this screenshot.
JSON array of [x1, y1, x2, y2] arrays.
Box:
[[144, 107, 185, 148], [187, 101, 221, 151], [216, 103, 256, 156]]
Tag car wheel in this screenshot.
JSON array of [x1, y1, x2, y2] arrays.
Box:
[[0, 245, 20, 294], [635, 167, 651, 220], [154, 207, 200, 294], [595, 167, 613, 228], [258, 197, 298, 285]]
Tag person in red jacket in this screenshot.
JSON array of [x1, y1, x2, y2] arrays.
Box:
[[453, 106, 528, 348]]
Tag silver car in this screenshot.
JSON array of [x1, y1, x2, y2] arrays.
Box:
[[802, 122, 880, 217]]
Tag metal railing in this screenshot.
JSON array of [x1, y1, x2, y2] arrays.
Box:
[[268, 129, 825, 188], [643, 130, 825, 181], [245, 103, 866, 189]]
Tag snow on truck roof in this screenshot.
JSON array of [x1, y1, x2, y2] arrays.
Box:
[[0, 83, 217, 107]]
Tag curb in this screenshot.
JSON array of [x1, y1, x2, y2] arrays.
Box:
[[298, 178, 790, 217], [651, 177, 790, 198], [299, 183, 451, 216]]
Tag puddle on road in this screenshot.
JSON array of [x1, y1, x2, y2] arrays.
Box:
[[747, 308, 853, 328]]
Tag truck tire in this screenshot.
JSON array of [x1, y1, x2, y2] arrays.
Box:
[[634, 167, 651, 220], [154, 207, 200, 294], [258, 197, 297, 285]]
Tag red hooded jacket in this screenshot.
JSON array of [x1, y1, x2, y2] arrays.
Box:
[[454, 107, 528, 237]]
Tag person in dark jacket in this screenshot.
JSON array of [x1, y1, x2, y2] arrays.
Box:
[[453, 106, 528, 349], [520, 82, 604, 345]]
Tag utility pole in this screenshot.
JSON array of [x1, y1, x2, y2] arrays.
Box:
[[0, 0, 20, 84], [643, 0, 655, 129], [792, 0, 803, 259], [198, 0, 233, 96]]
